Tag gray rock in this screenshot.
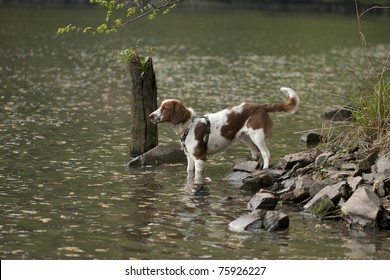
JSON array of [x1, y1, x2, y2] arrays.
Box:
[[315, 151, 335, 166], [340, 163, 357, 171], [305, 195, 337, 217], [300, 132, 321, 146], [347, 176, 364, 192], [373, 153, 390, 176], [373, 178, 386, 198], [304, 181, 350, 210], [292, 175, 314, 202], [240, 173, 274, 193], [248, 191, 278, 210], [341, 186, 382, 229], [233, 160, 259, 173], [321, 107, 354, 122], [278, 151, 314, 170], [126, 143, 186, 167], [354, 150, 379, 176], [223, 171, 251, 182], [309, 178, 336, 197], [229, 210, 289, 232]]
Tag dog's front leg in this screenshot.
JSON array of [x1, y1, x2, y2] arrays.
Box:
[[194, 159, 206, 184], [186, 155, 195, 180]]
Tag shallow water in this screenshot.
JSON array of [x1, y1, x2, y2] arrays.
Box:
[[0, 8, 390, 259]]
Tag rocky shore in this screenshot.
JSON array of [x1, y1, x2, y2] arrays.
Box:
[[126, 139, 390, 233], [226, 146, 390, 233]]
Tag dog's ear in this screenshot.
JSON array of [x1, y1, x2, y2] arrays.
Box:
[[170, 101, 189, 125]]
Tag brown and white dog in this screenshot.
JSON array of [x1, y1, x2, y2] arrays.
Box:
[[149, 87, 299, 184]]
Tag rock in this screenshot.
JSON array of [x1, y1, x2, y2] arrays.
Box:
[[340, 163, 357, 171], [321, 107, 354, 122], [347, 176, 364, 192], [379, 209, 390, 230], [223, 171, 251, 182], [300, 132, 322, 146], [354, 150, 379, 176], [229, 210, 289, 232], [341, 186, 382, 229], [192, 185, 210, 196], [309, 178, 336, 197], [373, 153, 390, 176], [373, 178, 386, 198], [278, 151, 315, 170], [248, 191, 278, 210], [304, 181, 350, 210], [233, 160, 259, 173], [304, 195, 337, 217], [126, 143, 186, 167], [240, 173, 274, 193], [292, 175, 314, 202], [315, 151, 335, 166]]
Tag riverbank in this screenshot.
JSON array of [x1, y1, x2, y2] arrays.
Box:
[[226, 145, 390, 232]]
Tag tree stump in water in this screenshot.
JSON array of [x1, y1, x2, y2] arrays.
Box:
[[128, 55, 158, 157]]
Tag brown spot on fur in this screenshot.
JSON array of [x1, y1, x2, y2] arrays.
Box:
[[246, 108, 273, 138], [263, 97, 297, 113], [193, 121, 207, 160]]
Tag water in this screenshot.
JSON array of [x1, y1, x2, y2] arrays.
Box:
[[0, 8, 389, 259]]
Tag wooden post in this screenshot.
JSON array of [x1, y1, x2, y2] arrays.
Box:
[[128, 55, 158, 157]]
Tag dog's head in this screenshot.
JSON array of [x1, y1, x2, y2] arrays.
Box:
[[149, 99, 191, 125]]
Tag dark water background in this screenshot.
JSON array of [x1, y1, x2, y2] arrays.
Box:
[[0, 8, 389, 259]]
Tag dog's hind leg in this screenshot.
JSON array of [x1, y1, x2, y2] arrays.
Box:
[[249, 130, 270, 169], [242, 134, 261, 161]]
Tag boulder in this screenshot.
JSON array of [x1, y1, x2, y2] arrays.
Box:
[[248, 191, 278, 210], [300, 132, 322, 146], [278, 151, 315, 170], [341, 186, 382, 229], [240, 173, 274, 193], [292, 175, 314, 202], [373, 153, 390, 176], [305, 195, 337, 217], [223, 171, 251, 182], [304, 181, 350, 210], [126, 143, 186, 167], [315, 151, 335, 166], [233, 160, 259, 173], [309, 178, 336, 197], [354, 150, 379, 176], [229, 210, 289, 232], [321, 107, 354, 122], [347, 176, 364, 192]]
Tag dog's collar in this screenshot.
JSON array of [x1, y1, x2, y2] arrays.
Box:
[[176, 120, 191, 137]]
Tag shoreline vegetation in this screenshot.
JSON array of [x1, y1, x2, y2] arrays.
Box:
[[1, 0, 390, 15]]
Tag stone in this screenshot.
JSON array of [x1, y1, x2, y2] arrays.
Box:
[[379, 209, 390, 230], [304, 195, 337, 217], [309, 178, 336, 197], [354, 150, 379, 176], [223, 171, 251, 182], [300, 132, 322, 146], [229, 210, 289, 232], [292, 175, 314, 202], [278, 151, 314, 170], [126, 143, 186, 167], [341, 186, 382, 229], [347, 176, 364, 192], [373, 178, 386, 198], [321, 107, 354, 122], [373, 153, 390, 176], [340, 163, 357, 171], [315, 152, 335, 166], [304, 181, 350, 210], [233, 160, 259, 173], [240, 173, 274, 193], [248, 191, 278, 210]]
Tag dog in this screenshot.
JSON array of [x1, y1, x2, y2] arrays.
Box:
[[149, 87, 300, 184]]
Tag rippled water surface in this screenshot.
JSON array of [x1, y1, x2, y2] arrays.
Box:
[[1, 8, 390, 259]]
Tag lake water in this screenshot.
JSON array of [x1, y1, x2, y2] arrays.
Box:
[[0, 7, 389, 259]]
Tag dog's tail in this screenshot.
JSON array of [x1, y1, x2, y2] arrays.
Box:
[[264, 87, 300, 114]]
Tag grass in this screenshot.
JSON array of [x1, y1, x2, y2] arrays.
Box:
[[323, 3, 390, 155]]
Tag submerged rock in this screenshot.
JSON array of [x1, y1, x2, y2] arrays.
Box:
[[126, 143, 186, 167], [229, 210, 289, 232]]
